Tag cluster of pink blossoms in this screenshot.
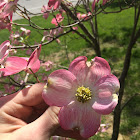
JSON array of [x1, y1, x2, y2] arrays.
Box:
[[41, 0, 109, 31], [44, 27, 63, 43], [43, 56, 120, 138], [41, 0, 62, 20], [0, 39, 54, 85], [10, 27, 31, 45], [77, 12, 92, 20], [0, 0, 18, 30]]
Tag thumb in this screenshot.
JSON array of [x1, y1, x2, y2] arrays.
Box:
[[30, 106, 60, 139]]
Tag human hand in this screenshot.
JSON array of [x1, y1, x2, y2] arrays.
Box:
[[0, 83, 86, 140]]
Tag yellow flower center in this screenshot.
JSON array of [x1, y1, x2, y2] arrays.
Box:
[[75, 86, 92, 103]]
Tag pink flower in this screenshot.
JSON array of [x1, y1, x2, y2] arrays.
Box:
[[0, 40, 10, 65], [0, 45, 41, 76], [77, 12, 91, 20], [20, 27, 31, 36], [0, 0, 18, 19], [9, 31, 21, 45], [41, 60, 53, 71], [72, 26, 78, 33], [44, 27, 63, 43], [48, 0, 62, 10], [41, 5, 52, 19], [98, 124, 109, 133], [72, 26, 78, 30], [51, 13, 64, 26], [42, 56, 120, 138]]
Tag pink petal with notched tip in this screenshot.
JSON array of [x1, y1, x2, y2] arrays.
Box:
[[42, 69, 78, 107], [59, 101, 101, 138], [85, 56, 111, 87], [0, 56, 27, 76], [94, 74, 120, 98], [92, 74, 119, 115], [69, 56, 88, 85], [92, 95, 118, 115]]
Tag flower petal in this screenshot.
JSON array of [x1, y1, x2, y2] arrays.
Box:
[[86, 57, 111, 86], [69, 56, 88, 85], [0, 40, 10, 59], [0, 56, 27, 76], [27, 45, 41, 69], [92, 94, 118, 115], [26, 59, 40, 74], [59, 102, 101, 138], [92, 74, 120, 115], [95, 74, 120, 98], [42, 69, 78, 107], [54, 0, 61, 10]]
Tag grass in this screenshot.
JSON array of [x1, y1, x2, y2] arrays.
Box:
[[0, 2, 140, 140]]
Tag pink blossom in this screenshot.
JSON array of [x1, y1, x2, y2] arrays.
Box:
[[43, 56, 120, 138], [41, 5, 52, 19], [41, 60, 53, 71], [0, 0, 18, 19], [51, 13, 64, 26], [48, 0, 62, 10], [9, 28, 31, 45], [0, 45, 41, 76], [72, 26, 78, 33], [44, 27, 63, 43], [9, 31, 21, 45], [43, 30, 52, 41], [20, 27, 31, 36], [99, 124, 109, 132], [0, 0, 18, 30], [56, 39, 60, 44], [77, 12, 91, 20], [72, 26, 78, 31], [96, 123, 109, 134], [0, 40, 10, 65]]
